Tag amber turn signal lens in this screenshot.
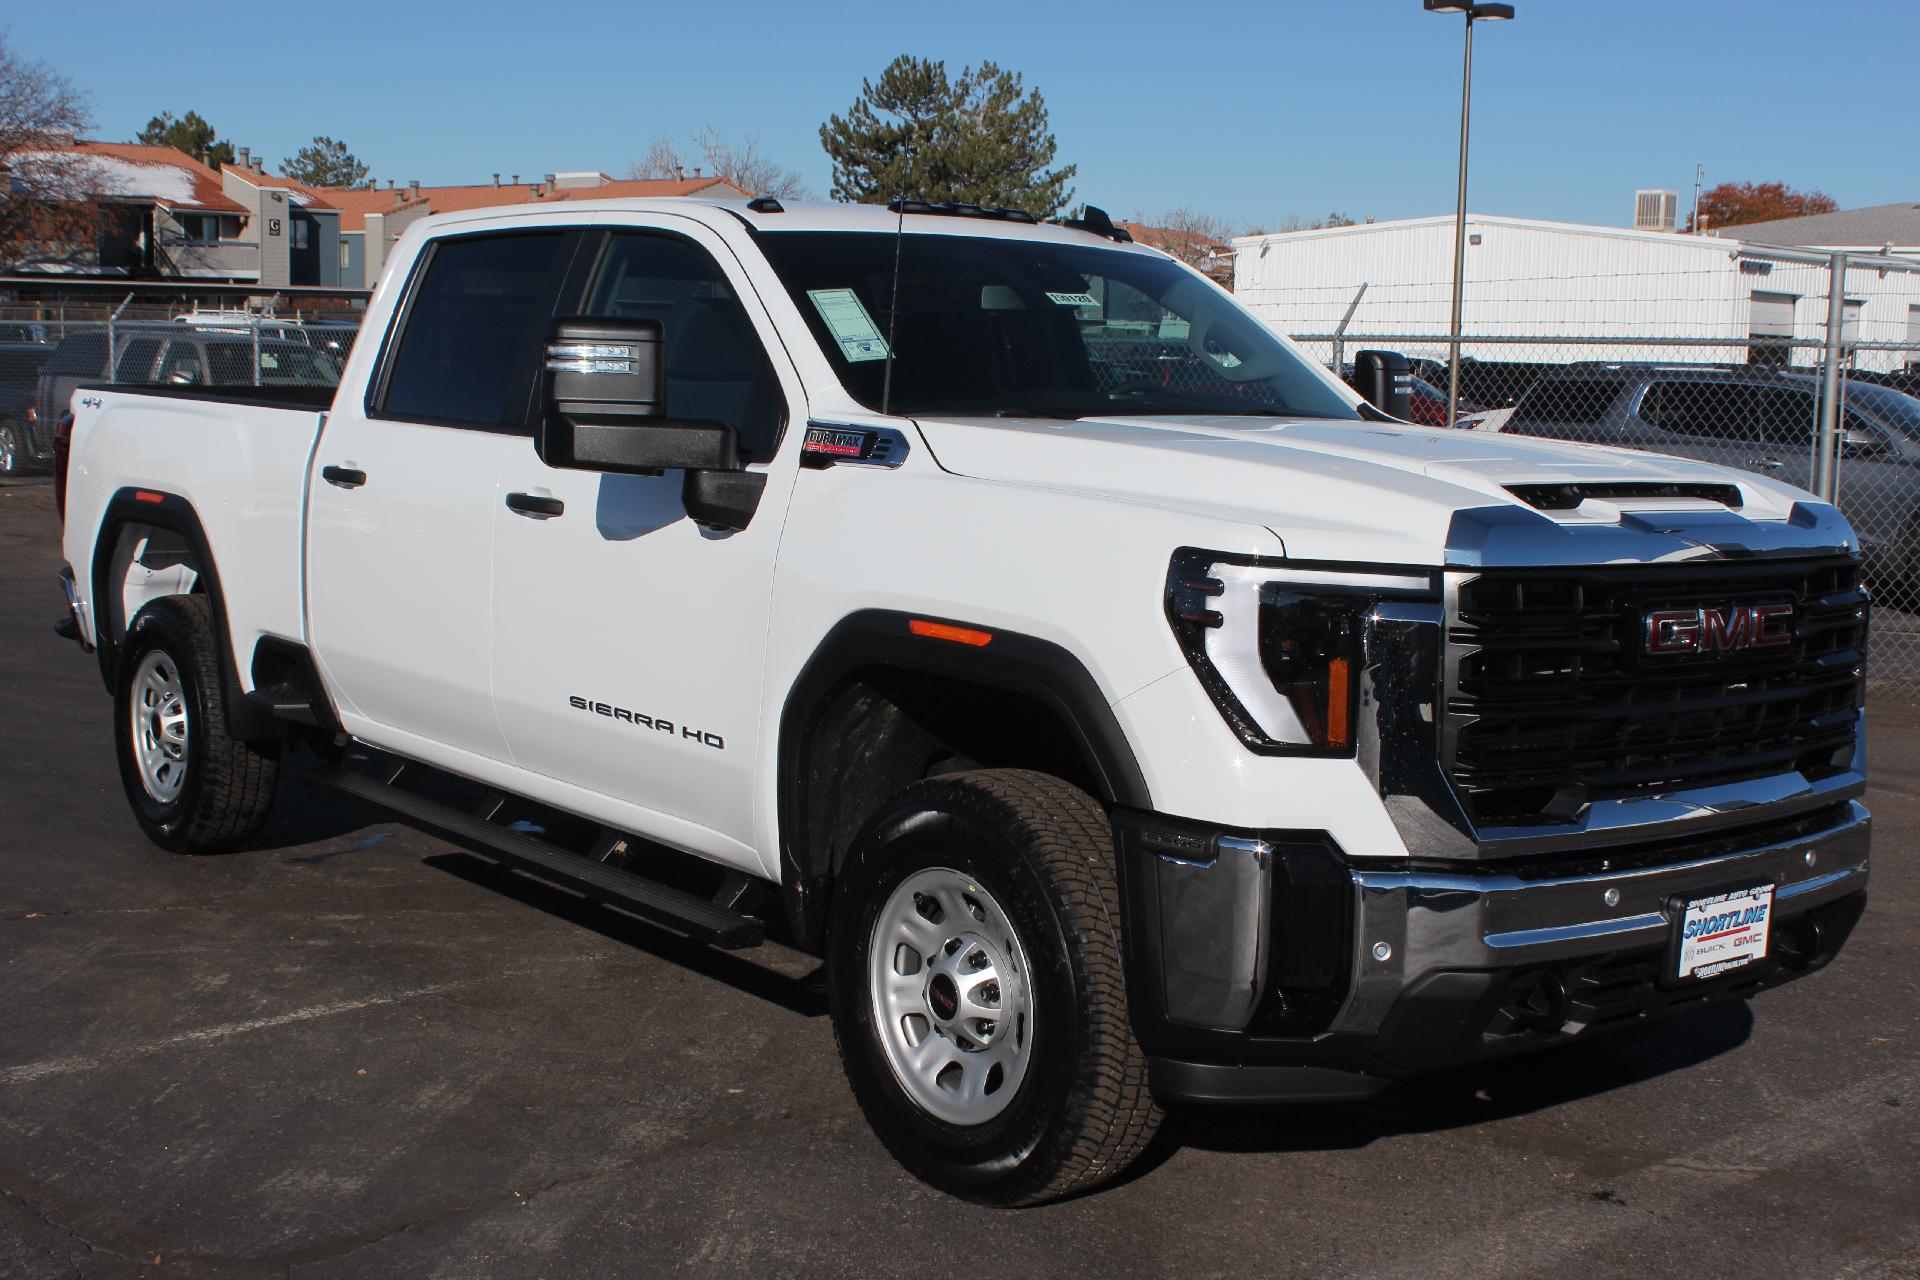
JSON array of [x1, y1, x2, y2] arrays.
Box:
[[909, 619, 993, 647]]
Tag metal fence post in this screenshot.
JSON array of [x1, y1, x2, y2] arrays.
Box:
[[251, 320, 262, 388], [1813, 252, 1845, 502], [1330, 282, 1369, 375]]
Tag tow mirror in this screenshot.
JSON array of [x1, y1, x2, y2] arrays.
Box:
[[1352, 350, 1413, 421], [537, 316, 765, 531]]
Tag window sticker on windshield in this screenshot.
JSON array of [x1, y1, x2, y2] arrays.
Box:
[[1045, 291, 1099, 308], [806, 288, 890, 363]]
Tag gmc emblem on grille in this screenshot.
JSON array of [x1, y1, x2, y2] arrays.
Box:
[[1643, 603, 1794, 655]]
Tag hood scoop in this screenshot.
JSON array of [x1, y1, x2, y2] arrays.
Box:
[[1504, 480, 1744, 511]]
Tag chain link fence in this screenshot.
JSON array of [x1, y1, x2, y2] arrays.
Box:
[[1269, 248, 1920, 689], [0, 306, 360, 478]]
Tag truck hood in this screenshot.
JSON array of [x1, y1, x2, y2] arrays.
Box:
[[909, 414, 1853, 567]]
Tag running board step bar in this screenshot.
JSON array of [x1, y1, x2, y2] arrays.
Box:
[[304, 765, 765, 949]]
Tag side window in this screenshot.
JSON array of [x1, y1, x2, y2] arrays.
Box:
[[1757, 388, 1816, 447], [53, 334, 108, 375], [1511, 377, 1626, 431], [579, 233, 785, 462], [158, 341, 206, 386], [1640, 381, 1757, 441], [114, 337, 163, 383], [381, 231, 570, 429], [206, 344, 256, 385]]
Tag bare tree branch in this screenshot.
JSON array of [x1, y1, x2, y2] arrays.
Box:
[[0, 33, 96, 269], [628, 126, 808, 200]]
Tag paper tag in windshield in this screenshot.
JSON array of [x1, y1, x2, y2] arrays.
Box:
[[807, 289, 890, 363], [1046, 291, 1099, 308]]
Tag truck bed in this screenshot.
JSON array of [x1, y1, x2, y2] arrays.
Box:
[[62, 383, 333, 682]]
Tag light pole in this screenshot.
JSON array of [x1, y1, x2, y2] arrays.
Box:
[[1424, 0, 1513, 428]]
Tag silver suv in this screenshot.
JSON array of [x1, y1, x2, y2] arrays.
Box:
[[1503, 363, 1920, 602]]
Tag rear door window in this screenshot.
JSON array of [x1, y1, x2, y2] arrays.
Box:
[[1639, 381, 1760, 442], [158, 341, 207, 386], [379, 231, 574, 429], [1754, 387, 1818, 447], [113, 337, 163, 383], [1513, 377, 1626, 427]]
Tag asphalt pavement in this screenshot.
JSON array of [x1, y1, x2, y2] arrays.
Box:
[[3, 475, 1917, 1279]]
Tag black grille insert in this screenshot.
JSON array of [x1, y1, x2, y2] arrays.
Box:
[[1446, 557, 1866, 827]]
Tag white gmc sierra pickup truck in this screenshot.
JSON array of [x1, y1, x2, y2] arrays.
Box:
[[53, 196, 1871, 1204]]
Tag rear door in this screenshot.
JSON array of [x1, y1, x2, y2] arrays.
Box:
[[1631, 379, 1775, 475], [307, 226, 582, 767], [487, 221, 801, 866]]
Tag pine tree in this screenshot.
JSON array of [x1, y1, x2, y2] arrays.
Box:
[[136, 111, 232, 168], [281, 136, 372, 188], [820, 56, 1075, 218]]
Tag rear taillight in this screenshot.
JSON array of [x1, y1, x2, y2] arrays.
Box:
[[52, 411, 74, 524]]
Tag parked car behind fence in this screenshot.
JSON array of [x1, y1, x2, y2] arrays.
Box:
[[0, 341, 54, 475], [1501, 362, 1920, 610]]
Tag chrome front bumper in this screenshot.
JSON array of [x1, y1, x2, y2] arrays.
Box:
[[1123, 801, 1870, 1102], [1332, 799, 1870, 1035]]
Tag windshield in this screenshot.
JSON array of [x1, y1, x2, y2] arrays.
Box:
[[756, 231, 1360, 422]]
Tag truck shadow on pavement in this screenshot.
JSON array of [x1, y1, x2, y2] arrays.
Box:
[[421, 848, 830, 1018], [1149, 1000, 1753, 1169]]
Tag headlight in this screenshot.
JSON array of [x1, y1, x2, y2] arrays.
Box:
[[1165, 549, 1434, 755]]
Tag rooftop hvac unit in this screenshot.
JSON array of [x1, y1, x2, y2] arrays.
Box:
[[1635, 189, 1679, 231]]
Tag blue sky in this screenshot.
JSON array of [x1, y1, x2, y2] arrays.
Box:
[[8, 0, 1914, 230]]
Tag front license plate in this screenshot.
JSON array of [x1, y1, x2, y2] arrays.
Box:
[[1673, 884, 1774, 981]]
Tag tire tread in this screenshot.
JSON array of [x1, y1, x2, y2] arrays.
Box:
[[119, 595, 278, 852]]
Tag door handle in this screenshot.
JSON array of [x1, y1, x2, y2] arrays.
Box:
[[1747, 458, 1784, 470], [505, 491, 564, 519], [321, 465, 367, 489]]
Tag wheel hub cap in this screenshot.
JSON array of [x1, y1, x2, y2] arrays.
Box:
[[130, 650, 189, 803], [869, 868, 1033, 1126]]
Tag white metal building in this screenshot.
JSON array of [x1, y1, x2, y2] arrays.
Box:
[[1232, 214, 1920, 372]]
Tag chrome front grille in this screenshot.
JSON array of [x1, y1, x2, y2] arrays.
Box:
[[1443, 557, 1867, 828]]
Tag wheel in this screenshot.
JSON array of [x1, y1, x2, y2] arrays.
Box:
[[113, 595, 278, 853], [828, 769, 1160, 1204], [0, 422, 20, 476]]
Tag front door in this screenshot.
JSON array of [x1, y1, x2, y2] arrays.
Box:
[[307, 227, 580, 766], [489, 222, 800, 869]]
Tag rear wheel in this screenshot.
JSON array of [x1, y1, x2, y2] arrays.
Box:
[[0, 422, 20, 475], [828, 769, 1160, 1205], [113, 595, 278, 852]]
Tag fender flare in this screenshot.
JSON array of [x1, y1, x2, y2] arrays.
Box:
[[775, 609, 1151, 947], [90, 487, 279, 743]]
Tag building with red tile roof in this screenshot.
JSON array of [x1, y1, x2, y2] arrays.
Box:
[[6, 141, 348, 286], [320, 171, 747, 286]]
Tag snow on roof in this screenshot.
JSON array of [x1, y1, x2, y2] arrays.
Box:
[[14, 143, 248, 212]]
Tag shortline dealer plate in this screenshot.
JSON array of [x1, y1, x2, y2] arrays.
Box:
[[1672, 883, 1775, 981]]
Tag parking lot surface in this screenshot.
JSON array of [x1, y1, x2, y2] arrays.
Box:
[[2, 476, 1917, 1279]]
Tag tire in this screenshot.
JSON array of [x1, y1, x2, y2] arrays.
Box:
[[828, 769, 1160, 1205], [113, 595, 278, 853], [0, 422, 20, 476]]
